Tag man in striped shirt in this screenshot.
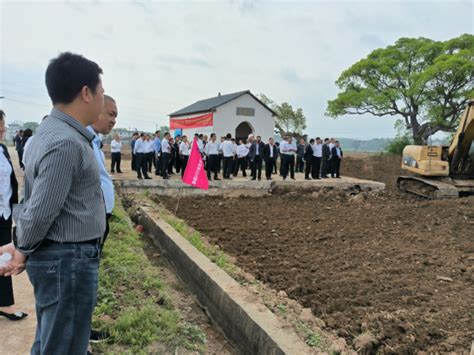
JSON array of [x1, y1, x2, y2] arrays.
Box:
[[0, 52, 106, 355]]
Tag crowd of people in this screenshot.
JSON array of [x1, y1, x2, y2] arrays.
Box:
[[124, 133, 343, 181]]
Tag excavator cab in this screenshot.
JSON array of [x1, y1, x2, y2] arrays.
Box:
[[398, 100, 474, 198]]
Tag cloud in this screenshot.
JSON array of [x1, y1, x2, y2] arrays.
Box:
[[156, 55, 214, 69]]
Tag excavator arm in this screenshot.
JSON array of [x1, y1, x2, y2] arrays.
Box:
[[448, 100, 474, 176]]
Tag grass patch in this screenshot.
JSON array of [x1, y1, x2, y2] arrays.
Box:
[[157, 207, 235, 275], [92, 197, 207, 354]]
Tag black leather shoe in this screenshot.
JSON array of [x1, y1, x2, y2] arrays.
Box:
[[0, 311, 28, 321]]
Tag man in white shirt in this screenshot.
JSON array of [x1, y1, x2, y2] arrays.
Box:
[[161, 132, 171, 179], [280, 136, 296, 180], [205, 133, 220, 180], [234, 139, 249, 177], [110, 134, 122, 173], [311, 137, 323, 179], [179, 135, 190, 178], [144, 134, 154, 174], [221, 133, 234, 179], [133, 133, 151, 179]]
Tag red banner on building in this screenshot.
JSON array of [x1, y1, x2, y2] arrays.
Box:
[[170, 113, 213, 129]]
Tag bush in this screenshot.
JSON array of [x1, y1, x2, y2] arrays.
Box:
[[385, 135, 412, 155]]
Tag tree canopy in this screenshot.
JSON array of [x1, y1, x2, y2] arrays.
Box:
[[326, 34, 474, 144], [258, 94, 307, 138]]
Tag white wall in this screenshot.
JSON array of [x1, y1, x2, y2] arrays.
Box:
[[214, 93, 275, 140]]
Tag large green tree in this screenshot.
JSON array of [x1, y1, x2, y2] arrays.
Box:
[[258, 94, 307, 138], [326, 34, 474, 144]]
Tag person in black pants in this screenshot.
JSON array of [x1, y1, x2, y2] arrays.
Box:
[[0, 143, 27, 321], [263, 138, 276, 180], [134, 133, 151, 179], [249, 135, 265, 180], [330, 141, 343, 178], [296, 138, 305, 173], [14, 130, 24, 169], [110, 134, 122, 173], [273, 142, 280, 174], [161, 132, 171, 179], [304, 139, 314, 180], [321, 138, 331, 178], [311, 137, 323, 179], [130, 132, 139, 171]]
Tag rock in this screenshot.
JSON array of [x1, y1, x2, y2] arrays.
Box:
[[354, 333, 378, 355], [300, 307, 314, 323], [277, 290, 288, 298], [436, 276, 454, 282]]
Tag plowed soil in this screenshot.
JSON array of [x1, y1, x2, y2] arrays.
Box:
[[160, 154, 474, 354]]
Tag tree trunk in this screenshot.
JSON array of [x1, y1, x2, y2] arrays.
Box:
[[409, 114, 423, 145]]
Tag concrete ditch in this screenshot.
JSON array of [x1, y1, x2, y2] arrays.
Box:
[[133, 203, 318, 355]]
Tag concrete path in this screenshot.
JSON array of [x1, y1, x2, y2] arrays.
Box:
[[0, 273, 36, 355]]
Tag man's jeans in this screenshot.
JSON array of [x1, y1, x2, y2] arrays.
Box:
[[26, 240, 100, 355]]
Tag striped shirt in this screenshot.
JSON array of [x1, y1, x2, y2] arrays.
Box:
[[16, 108, 106, 255]]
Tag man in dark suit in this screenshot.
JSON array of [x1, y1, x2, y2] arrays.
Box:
[[330, 140, 343, 178], [263, 138, 276, 180], [248, 135, 265, 180], [304, 139, 314, 180], [321, 138, 331, 178]]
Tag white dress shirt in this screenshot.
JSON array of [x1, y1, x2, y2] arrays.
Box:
[[0, 147, 12, 220], [197, 139, 204, 153], [236, 144, 249, 158], [161, 138, 171, 154], [280, 141, 297, 155], [145, 140, 154, 153], [111, 139, 122, 153], [205, 141, 219, 155], [221, 140, 234, 157], [312, 143, 322, 157], [133, 138, 147, 154], [269, 144, 274, 158], [179, 141, 190, 156]]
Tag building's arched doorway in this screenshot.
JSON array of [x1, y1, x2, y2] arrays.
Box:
[[235, 121, 253, 142]]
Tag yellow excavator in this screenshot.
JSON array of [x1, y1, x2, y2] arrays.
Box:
[[398, 100, 474, 199]]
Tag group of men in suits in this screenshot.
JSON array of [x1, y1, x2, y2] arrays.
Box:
[[130, 131, 343, 181]]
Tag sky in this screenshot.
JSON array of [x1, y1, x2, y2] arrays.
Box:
[[0, 0, 472, 139]]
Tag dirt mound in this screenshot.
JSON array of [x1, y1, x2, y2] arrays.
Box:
[[159, 155, 474, 353]]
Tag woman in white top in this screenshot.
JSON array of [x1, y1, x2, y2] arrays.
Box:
[[0, 142, 27, 321], [110, 134, 122, 173]]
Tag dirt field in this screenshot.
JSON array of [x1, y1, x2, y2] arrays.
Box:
[[160, 154, 474, 353]]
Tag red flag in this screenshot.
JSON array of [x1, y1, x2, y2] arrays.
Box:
[[182, 140, 209, 190]]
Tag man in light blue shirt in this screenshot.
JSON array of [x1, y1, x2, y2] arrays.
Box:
[[87, 94, 117, 244]]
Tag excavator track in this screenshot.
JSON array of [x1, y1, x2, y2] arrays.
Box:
[[397, 176, 460, 199]]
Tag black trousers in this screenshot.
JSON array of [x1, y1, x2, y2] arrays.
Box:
[[0, 217, 14, 307], [167, 156, 174, 175], [207, 155, 219, 179], [296, 157, 304, 172], [234, 157, 247, 177], [217, 154, 223, 173], [222, 157, 233, 178], [175, 155, 181, 174], [161, 153, 170, 178], [131, 153, 137, 171], [17, 150, 23, 169], [282, 154, 295, 179], [155, 154, 161, 175], [311, 156, 321, 178], [181, 156, 189, 177], [332, 158, 341, 177], [111, 152, 121, 173], [321, 158, 330, 177], [273, 157, 278, 174], [251, 155, 263, 179], [135, 153, 149, 178], [304, 157, 312, 178], [265, 158, 274, 179], [146, 152, 154, 173]]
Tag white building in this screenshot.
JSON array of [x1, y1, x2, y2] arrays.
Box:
[[169, 90, 276, 141]]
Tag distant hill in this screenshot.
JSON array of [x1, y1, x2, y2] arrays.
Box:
[[338, 138, 392, 152]]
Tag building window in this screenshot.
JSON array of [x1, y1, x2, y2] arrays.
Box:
[[236, 107, 255, 117]]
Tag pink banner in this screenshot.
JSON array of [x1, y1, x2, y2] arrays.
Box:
[[182, 140, 209, 190]]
